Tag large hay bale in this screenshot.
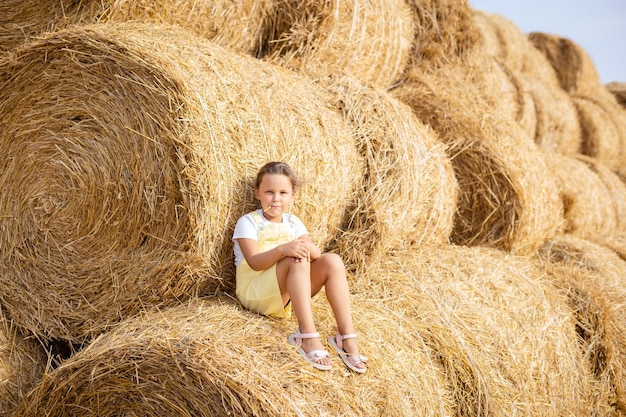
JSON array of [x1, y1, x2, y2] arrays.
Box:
[[0, 22, 360, 344], [405, 0, 482, 69], [1, 0, 415, 89], [535, 235, 626, 414], [486, 59, 537, 141], [0, 0, 92, 51], [573, 86, 626, 172], [0, 310, 47, 416], [391, 56, 563, 254], [523, 74, 582, 155], [319, 75, 457, 270], [573, 95, 623, 171], [471, 10, 561, 85], [13, 296, 453, 416], [97, 0, 273, 55], [0, 0, 272, 55], [354, 245, 600, 416], [528, 32, 601, 97], [260, 0, 415, 89], [544, 153, 619, 241]]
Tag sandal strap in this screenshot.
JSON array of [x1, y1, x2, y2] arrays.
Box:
[[297, 331, 320, 339], [339, 333, 357, 340], [307, 349, 330, 361]]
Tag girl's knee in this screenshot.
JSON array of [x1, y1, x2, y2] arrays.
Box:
[[323, 252, 344, 267]]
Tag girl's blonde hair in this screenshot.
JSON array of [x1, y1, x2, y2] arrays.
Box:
[[255, 161, 300, 191]]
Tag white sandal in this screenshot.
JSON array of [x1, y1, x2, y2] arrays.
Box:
[[328, 333, 367, 373], [288, 330, 332, 371]]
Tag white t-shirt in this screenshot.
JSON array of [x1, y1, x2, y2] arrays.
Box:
[[232, 209, 308, 266]]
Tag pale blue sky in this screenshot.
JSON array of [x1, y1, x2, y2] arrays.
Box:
[[469, 0, 626, 84]]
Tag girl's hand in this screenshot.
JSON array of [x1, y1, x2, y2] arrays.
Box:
[[281, 237, 311, 262]]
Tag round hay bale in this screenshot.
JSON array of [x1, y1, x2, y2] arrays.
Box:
[[471, 10, 526, 72], [535, 235, 626, 414], [0, 22, 360, 344], [471, 10, 560, 85], [97, 0, 273, 55], [0, 1, 94, 51], [483, 58, 537, 141], [354, 245, 599, 416], [405, 0, 482, 69], [544, 153, 617, 240], [0, 311, 47, 416], [13, 296, 453, 416], [606, 81, 626, 109], [572, 95, 623, 167], [522, 74, 581, 155], [391, 58, 563, 254], [319, 75, 457, 270], [0, 0, 274, 56], [260, 0, 415, 89], [528, 32, 601, 96]]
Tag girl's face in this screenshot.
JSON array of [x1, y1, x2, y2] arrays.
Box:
[[255, 173, 295, 223]]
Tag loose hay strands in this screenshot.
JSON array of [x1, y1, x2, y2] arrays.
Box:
[[0, 22, 360, 343], [14, 296, 452, 416], [535, 235, 626, 414], [528, 32, 602, 97], [320, 75, 457, 271], [260, 0, 415, 89], [392, 54, 563, 254], [544, 153, 619, 241], [0, 309, 47, 416], [354, 245, 599, 416]]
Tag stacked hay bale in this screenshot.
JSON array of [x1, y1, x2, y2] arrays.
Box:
[[0, 0, 415, 90], [356, 245, 605, 416], [0, 0, 272, 55], [320, 75, 457, 271], [534, 235, 626, 413], [528, 32, 626, 174], [13, 297, 454, 416], [12, 244, 610, 417], [258, 0, 416, 89], [0, 23, 361, 345], [472, 10, 581, 155], [391, 50, 564, 254]]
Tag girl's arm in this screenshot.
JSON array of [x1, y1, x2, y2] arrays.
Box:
[[237, 236, 314, 271]]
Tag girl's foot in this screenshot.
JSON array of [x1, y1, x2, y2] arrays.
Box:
[[328, 333, 367, 373], [288, 330, 332, 370], [300, 336, 332, 367]]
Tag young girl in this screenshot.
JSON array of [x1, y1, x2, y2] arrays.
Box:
[[233, 162, 367, 373]]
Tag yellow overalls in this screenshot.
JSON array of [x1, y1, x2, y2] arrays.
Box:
[[235, 211, 299, 318]]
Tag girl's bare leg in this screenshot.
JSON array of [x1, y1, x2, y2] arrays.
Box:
[[310, 254, 364, 369], [277, 258, 331, 367]]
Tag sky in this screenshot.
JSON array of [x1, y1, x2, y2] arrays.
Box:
[[469, 0, 626, 84]]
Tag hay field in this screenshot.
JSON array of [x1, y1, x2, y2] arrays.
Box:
[[1, 1, 626, 416]]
